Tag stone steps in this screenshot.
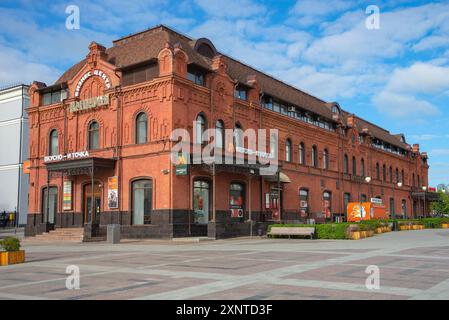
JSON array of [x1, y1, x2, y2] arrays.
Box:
[[25, 228, 84, 243]]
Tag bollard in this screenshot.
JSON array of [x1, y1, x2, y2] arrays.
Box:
[[107, 224, 121, 244]]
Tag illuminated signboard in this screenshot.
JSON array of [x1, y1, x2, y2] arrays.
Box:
[[44, 151, 89, 163]]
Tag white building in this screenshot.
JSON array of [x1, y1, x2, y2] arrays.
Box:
[[0, 84, 29, 226]]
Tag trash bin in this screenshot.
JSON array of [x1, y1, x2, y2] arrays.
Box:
[[107, 224, 121, 244], [391, 221, 398, 231]]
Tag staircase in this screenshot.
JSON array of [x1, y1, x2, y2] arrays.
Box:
[[26, 228, 84, 243]]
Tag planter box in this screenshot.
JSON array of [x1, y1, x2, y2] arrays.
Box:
[[442, 224, 449, 229], [0, 250, 25, 266], [349, 231, 361, 240], [375, 227, 383, 234]]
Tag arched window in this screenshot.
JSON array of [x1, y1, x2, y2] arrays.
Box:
[[360, 158, 365, 177], [285, 139, 292, 162], [388, 166, 393, 182], [344, 193, 351, 215], [396, 168, 399, 183], [376, 163, 380, 180], [312, 145, 318, 168], [270, 133, 278, 158], [49, 129, 58, 156], [401, 199, 407, 216], [299, 188, 309, 216], [136, 112, 148, 144], [352, 156, 357, 176], [88, 121, 100, 150], [323, 149, 329, 170], [132, 179, 153, 225], [215, 120, 224, 149], [401, 169, 405, 184], [323, 191, 332, 217], [234, 123, 243, 148], [195, 114, 206, 144], [383, 164, 387, 181], [299, 142, 305, 165], [344, 154, 349, 174]]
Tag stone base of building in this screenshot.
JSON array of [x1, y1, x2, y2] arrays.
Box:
[[24, 210, 292, 240]]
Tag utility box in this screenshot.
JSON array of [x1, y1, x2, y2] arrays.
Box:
[[107, 224, 121, 244]]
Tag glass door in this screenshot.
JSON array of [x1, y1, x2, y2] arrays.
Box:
[[43, 187, 58, 224], [193, 180, 210, 224], [84, 184, 101, 224]]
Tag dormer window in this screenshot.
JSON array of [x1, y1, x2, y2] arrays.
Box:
[[332, 105, 340, 114], [187, 64, 205, 86], [234, 86, 247, 100]]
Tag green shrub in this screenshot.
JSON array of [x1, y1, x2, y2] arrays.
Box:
[[315, 224, 349, 239], [0, 237, 21, 252]]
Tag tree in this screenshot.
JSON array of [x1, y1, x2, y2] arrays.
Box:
[[431, 192, 449, 216]]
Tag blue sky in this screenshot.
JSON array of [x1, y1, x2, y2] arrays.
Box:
[[1, 0, 448, 186]]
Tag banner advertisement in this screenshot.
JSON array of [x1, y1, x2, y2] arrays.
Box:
[[108, 176, 119, 209], [63, 180, 72, 211]]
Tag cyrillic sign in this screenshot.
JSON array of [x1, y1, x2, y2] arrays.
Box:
[[75, 69, 112, 97], [44, 151, 89, 163], [69, 94, 109, 113]]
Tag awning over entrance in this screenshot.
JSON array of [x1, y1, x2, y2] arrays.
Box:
[[411, 191, 440, 202], [45, 157, 116, 176], [264, 172, 292, 183]]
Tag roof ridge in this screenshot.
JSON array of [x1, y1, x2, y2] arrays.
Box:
[[112, 24, 193, 45], [221, 54, 328, 105]]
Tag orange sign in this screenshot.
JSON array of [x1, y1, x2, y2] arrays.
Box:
[[347, 202, 387, 222], [23, 160, 31, 174]]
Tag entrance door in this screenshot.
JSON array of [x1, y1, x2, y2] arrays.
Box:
[[193, 180, 210, 224], [84, 184, 101, 224], [43, 187, 58, 224]]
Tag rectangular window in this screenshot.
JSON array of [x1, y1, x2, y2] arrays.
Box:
[[234, 87, 247, 100], [42, 93, 52, 105], [51, 91, 61, 104]]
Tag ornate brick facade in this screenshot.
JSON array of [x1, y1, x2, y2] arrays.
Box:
[[25, 25, 430, 239]]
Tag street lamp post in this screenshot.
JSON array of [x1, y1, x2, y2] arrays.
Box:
[[422, 186, 427, 218], [362, 176, 372, 222], [397, 182, 403, 218]]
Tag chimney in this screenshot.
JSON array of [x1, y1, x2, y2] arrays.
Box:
[[347, 115, 355, 127], [413, 144, 420, 153]]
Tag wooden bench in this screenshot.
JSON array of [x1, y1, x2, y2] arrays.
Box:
[[267, 227, 315, 239]]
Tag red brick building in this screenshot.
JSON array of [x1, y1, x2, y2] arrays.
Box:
[[25, 25, 431, 239]]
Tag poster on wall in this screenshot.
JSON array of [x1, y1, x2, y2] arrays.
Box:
[[108, 176, 119, 209], [63, 180, 72, 211]]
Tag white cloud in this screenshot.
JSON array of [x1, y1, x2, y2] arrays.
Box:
[[289, 0, 354, 27], [302, 3, 449, 66], [373, 62, 449, 118], [281, 65, 357, 100], [193, 0, 266, 18], [413, 35, 449, 52], [0, 44, 60, 85], [410, 134, 441, 141], [386, 63, 449, 95], [431, 149, 449, 156], [373, 91, 439, 118]]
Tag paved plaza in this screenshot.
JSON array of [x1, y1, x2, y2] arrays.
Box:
[[1, 229, 449, 300]]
